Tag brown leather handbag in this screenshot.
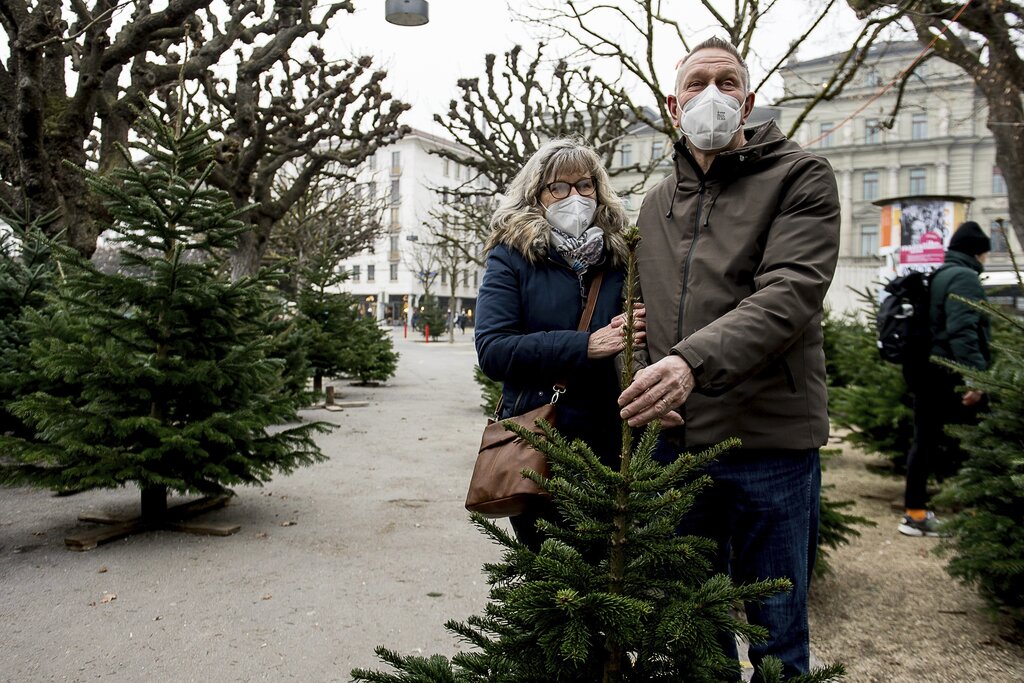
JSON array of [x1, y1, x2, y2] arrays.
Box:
[[465, 272, 604, 518]]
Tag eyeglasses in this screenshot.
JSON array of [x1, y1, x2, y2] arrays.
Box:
[[544, 178, 596, 200]]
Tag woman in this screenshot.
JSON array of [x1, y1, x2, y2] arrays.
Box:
[[474, 137, 643, 548]]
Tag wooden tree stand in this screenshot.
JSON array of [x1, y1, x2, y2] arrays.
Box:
[[64, 485, 240, 551]]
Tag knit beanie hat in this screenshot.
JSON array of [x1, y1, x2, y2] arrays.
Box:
[[948, 221, 991, 256]]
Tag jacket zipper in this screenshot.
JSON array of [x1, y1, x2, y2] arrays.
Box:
[[677, 179, 706, 342]]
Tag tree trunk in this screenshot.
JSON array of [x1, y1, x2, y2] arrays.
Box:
[[140, 484, 169, 521], [313, 372, 323, 394], [984, 92, 1024, 250], [449, 273, 457, 344]]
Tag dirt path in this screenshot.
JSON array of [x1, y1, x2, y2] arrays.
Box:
[[809, 441, 1024, 682]]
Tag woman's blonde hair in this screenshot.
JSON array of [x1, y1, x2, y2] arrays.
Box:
[[486, 137, 629, 263]]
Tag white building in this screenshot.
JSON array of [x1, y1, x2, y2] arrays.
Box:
[[777, 41, 1014, 314], [339, 129, 486, 325]]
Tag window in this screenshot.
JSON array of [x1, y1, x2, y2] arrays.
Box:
[[819, 122, 835, 147], [911, 112, 927, 140], [463, 270, 469, 286], [909, 168, 927, 195], [389, 207, 400, 227], [619, 144, 633, 167], [350, 265, 360, 281], [367, 265, 375, 282], [992, 166, 1007, 195], [864, 119, 880, 145], [990, 221, 1010, 253], [473, 270, 479, 287], [441, 270, 447, 285], [866, 67, 882, 88], [859, 224, 879, 256], [651, 139, 665, 161], [443, 158, 450, 177], [862, 171, 880, 201], [390, 179, 400, 204], [389, 235, 399, 252], [391, 150, 401, 169], [368, 154, 376, 170], [390, 263, 398, 281]]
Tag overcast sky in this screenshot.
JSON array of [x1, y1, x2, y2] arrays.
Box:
[[333, 0, 871, 135]]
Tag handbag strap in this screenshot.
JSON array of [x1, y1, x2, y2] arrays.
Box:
[[493, 270, 606, 418]]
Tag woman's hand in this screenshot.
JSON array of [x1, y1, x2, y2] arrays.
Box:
[[587, 303, 646, 359]]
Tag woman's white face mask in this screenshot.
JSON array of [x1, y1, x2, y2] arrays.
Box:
[[545, 195, 597, 238], [678, 83, 743, 152]]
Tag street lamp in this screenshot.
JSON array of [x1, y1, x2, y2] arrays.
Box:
[[385, 0, 428, 26]]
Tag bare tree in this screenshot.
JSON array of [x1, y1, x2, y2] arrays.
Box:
[[429, 43, 671, 249], [421, 214, 473, 343], [266, 168, 388, 297], [517, 0, 874, 136], [848, 0, 1024, 249], [0, 0, 408, 273]]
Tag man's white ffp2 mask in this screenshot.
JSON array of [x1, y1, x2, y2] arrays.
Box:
[[679, 84, 743, 152], [545, 195, 597, 238]]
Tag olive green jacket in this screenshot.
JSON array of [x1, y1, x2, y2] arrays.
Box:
[[635, 121, 840, 450]]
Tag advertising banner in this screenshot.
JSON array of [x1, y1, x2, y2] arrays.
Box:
[[878, 196, 971, 276]]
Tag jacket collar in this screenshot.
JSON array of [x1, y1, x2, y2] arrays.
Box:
[[944, 249, 984, 273], [671, 120, 788, 181]]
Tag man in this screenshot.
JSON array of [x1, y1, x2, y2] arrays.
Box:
[[899, 221, 991, 537], [618, 37, 840, 679]]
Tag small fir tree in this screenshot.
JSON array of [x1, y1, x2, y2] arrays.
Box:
[[815, 449, 875, 579], [352, 228, 844, 682], [339, 315, 399, 385], [295, 249, 361, 394], [473, 364, 502, 416], [933, 279, 1024, 629], [823, 298, 913, 463], [415, 295, 446, 341], [0, 99, 329, 524], [0, 208, 57, 438]]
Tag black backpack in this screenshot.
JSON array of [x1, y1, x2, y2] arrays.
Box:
[[876, 270, 933, 364]]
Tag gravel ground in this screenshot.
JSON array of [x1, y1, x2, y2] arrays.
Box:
[[1, 330, 1022, 682], [809, 442, 1024, 682]]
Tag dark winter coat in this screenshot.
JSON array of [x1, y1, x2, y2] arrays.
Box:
[[929, 249, 991, 371], [475, 230, 628, 463], [635, 121, 840, 450]]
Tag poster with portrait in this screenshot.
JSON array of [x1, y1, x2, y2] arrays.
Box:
[[878, 197, 969, 275]]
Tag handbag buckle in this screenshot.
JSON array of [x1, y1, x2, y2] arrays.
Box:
[[550, 384, 565, 404]]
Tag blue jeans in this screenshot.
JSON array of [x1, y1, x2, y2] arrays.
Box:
[[655, 441, 821, 681]]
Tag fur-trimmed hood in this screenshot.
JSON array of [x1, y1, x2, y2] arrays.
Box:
[[486, 214, 629, 267]]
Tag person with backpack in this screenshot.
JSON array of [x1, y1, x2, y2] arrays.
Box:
[[899, 220, 992, 537]]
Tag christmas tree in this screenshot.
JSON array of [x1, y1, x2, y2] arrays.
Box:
[[352, 229, 844, 682], [934, 274, 1024, 629], [415, 294, 446, 341], [0, 98, 329, 545], [0, 207, 57, 438], [338, 314, 399, 385]]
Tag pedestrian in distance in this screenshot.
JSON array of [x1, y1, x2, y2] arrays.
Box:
[[474, 136, 678, 549], [899, 220, 992, 537], [617, 37, 841, 681]]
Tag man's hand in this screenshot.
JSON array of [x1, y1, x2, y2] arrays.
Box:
[[618, 354, 695, 427], [962, 389, 984, 407]]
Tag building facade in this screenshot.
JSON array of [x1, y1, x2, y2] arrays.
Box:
[[777, 41, 1014, 313], [338, 129, 485, 325]]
